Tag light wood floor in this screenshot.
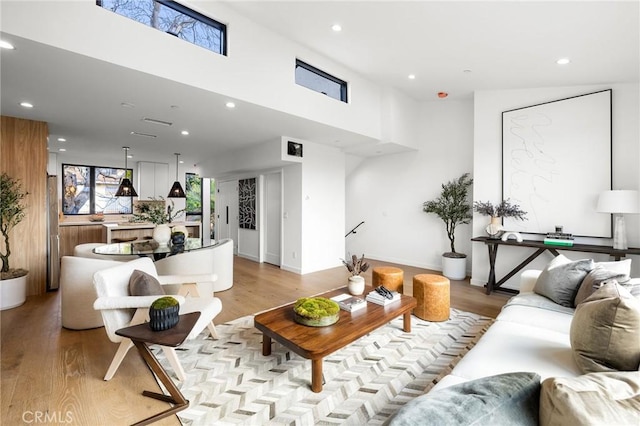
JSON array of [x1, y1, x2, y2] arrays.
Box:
[[1, 256, 509, 425]]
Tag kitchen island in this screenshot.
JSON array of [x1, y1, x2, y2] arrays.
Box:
[[103, 222, 201, 243]]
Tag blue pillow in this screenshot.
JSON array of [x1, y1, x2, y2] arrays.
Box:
[[386, 372, 541, 426]]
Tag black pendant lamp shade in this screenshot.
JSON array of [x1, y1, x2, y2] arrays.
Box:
[[115, 146, 138, 197], [168, 153, 186, 198]]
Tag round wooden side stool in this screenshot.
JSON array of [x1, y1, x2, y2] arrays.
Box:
[[412, 274, 450, 322], [372, 266, 404, 294]]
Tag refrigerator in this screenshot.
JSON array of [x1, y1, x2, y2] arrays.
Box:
[[47, 175, 60, 291]]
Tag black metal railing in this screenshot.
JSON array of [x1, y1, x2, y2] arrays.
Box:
[[345, 221, 365, 238]]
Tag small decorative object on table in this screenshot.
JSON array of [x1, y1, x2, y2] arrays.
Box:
[[293, 297, 340, 327], [342, 254, 370, 295], [473, 199, 527, 238], [366, 286, 401, 306], [171, 231, 185, 245], [89, 212, 104, 222], [331, 293, 367, 312], [149, 296, 180, 331]]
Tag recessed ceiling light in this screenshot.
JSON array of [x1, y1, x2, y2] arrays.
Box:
[[179, 160, 184, 164], [59, 148, 66, 152], [20, 102, 33, 108], [437, 92, 449, 99], [556, 58, 571, 65], [127, 154, 133, 159], [120, 102, 135, 108], [57, 137, 66, 142], [463, 69, 472, 73], [0, 40, 15, 50], [226, 102, 236, 109], [181, 130, 189, 136], [331, 24, 342, 32], [408, 74, 416, 80]]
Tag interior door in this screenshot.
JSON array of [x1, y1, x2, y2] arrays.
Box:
[[264, 172, 281, 266], [216, 180, 238, 254]]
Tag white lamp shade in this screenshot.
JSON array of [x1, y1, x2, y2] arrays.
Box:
[[596, 190, 640, 214]]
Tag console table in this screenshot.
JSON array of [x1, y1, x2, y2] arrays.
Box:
[[472, 236, 640, 295]]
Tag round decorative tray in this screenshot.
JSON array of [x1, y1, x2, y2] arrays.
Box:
[[293, 297, 340, 327]]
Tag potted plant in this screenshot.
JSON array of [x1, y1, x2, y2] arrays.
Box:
[[473, 199, 527, 238], [341, 254, 370, 295], [149, 296, 180, 331], [0, 173, 29, 310], [422, 173, 473, 280], [132, 197, 184, 246]]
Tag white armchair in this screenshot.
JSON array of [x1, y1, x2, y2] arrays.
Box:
[[155, 238, 234, 294], [93, 257, 222, 381]]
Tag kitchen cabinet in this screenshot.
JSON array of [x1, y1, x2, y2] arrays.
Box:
[[137, 161, 169, 200], [59, 224, 105, 258]]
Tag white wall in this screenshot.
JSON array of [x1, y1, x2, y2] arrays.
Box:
[[346, 100, 475, 271], [300, 142, 346, 274], [2, 0, 385, 143], [472, 83, 640, 289], [282, 164, 302, 273]]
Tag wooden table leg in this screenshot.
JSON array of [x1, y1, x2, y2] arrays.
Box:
[[403, 312, 412, 332], [311, 358, 323, 393], [262, 335, 272, 356], [131, 341, 189, 426]]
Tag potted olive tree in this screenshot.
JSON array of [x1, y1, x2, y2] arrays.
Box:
[[0, 173, 29, 309], [423, 173, 473, 280]]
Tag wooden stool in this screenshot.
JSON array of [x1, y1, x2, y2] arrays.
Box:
[[372, 266, 404, 294], [413, 274, 450, 322]]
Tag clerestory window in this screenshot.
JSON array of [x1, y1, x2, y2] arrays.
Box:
[[295, 59, 348, 103], [97, 0, 227, 56]]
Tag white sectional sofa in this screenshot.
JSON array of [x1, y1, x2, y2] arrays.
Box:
[[388, 258, 640, 426]]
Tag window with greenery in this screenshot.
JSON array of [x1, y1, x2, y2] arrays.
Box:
[[97, 0, 227, 56], [185, 173, 215, 237], [62, 164, 133, 215], [295, 59, 348, 103]]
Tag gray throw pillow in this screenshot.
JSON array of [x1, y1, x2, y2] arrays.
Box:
[[129, 269, 165, 296], [386, 372, 541, 426], [570, 282, 640, 374], [540, 372, 640, 426], [533, 255, 594, 307], [574, 267, 626, 307]]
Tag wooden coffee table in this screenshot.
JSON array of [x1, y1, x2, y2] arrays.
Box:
[[254, 286, 416, 392]]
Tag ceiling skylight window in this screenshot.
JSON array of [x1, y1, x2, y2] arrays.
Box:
[[295, 59, 348, 103], [97, 0, 227, 56]]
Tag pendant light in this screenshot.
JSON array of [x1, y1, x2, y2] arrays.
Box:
[[168, 153, 186, 198], [115, 146, 138, 197]]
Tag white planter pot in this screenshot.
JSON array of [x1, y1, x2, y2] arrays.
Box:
[[347, 276, 365, 295], [442, 255, 467, 280], [0, 273, 28, 310], [153, 224, 171, 246]]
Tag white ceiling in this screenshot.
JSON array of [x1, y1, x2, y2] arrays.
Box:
[[1, 1, 638, 168]]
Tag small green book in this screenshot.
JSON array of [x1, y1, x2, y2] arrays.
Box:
[[543, 238, 574, 247]]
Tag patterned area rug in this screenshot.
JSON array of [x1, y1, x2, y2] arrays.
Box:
[[155, 309, 493, 425]]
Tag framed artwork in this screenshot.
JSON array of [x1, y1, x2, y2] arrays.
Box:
[[287, 141, 303, 157], [238, 178, 256, 230], [502, 89, 612, 238]]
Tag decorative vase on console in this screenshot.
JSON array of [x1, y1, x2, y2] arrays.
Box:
[[153, 224, 171, 246], [485, 216, 504, 239], [473, 199, 528, 239], [342, 254, 370, 296]]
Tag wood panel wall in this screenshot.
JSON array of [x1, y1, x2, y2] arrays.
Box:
[[1, 116, 49, 295]]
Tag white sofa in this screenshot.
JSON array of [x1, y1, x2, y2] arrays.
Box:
[[388, 263, 640, 425]]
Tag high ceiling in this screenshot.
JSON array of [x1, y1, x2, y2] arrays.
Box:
[[1, 1, 638, 167]]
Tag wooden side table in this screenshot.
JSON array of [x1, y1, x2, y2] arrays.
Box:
[[116, 312, 200, 426]]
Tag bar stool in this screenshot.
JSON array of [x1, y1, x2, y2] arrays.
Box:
[[372, 266, 404, 294], [412, 274, 450, 321]]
